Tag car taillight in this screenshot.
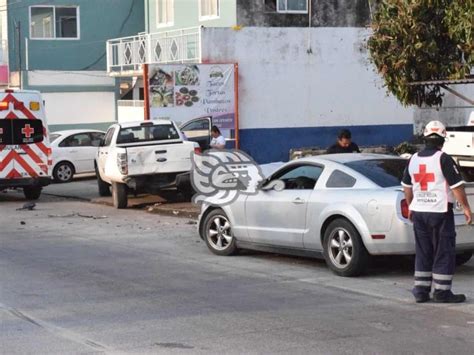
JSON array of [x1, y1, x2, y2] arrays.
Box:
[[117, 152, 128, 175], [194, 147, 202, 154], [401, 199, 409, 219]]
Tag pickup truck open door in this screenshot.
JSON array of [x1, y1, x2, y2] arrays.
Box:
[[180, 116, 212, 151]]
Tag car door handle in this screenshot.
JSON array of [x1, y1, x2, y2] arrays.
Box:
[[156, 157, 167, 162], [292, 198, 305, 205], [69, 150, 78, 153]]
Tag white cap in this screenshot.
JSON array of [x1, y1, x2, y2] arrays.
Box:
[[423, 120, 447, 138]]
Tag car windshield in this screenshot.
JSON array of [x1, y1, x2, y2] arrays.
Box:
[[49, 133, 61, 142], [344, 159, 408, 187], [117, 124, 180, 144]]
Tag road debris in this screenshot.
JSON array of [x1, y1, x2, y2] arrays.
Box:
[[47, 213, 108, 220], [16, 202, 36, 211]]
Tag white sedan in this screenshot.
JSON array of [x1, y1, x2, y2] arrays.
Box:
[[50, 130, 105, 183], [198, 154, 474, 276]]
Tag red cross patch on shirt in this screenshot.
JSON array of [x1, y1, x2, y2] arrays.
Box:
[[414, 164, 435, 191]]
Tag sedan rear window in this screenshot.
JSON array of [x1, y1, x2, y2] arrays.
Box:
[[117, 124, 180, 144], [344, 159, 407, 187]]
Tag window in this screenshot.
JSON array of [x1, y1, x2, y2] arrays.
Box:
[[273, 164, 323, 190], [156, 0, 174, 27], [345, 159, 408, 188], [200, 0, 219, 20], [59, 133, 92, 147], [90, 132, 105, 147], [326, 170, 357, 188], [30, 6, 79, 39], [277, 0, 308, 13], [0, 119, 44, 144], [49, 133, 61, 143], [103, 127, 116, 147], [181, 119, 210, 131], [117, 124, 179, 144]]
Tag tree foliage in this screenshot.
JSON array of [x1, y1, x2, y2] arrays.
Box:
[[368, 0, 474, 107]]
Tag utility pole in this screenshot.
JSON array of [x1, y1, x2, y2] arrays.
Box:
[[16, 21, 22, 89]]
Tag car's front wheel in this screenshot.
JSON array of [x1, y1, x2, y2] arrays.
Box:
[[53, 161, 74, 183], [112, 182, 128, 209], [202, 209, 237, 256], [323, 218, 369, 277]]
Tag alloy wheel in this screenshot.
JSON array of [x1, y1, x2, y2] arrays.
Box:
[[207, 215, 233, 251], [328, 228, 353, 269], [56, 164, 73, 182]]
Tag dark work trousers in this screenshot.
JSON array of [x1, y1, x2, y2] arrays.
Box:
[[412, 208, 456, 297]]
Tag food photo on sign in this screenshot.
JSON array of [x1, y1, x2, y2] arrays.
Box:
[[148, 64, 237, 145]]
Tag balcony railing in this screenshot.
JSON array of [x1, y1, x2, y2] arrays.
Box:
[[107, 27, 201, 76]]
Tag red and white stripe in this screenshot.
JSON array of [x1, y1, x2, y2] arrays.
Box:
[[0, 94, 51, 179]]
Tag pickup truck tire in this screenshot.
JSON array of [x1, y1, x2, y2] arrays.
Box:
[[456, 252, 472, 266], [112, 182, 128, 209], [95, 166, 111, 197], [23, 186, 42, 200]]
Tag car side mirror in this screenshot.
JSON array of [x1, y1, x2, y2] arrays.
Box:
[[261, 179, 285, 192]]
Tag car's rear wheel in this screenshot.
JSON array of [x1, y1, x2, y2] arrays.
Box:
[[23, 186, 42, 200], [95, 165, 111, 196], [112, 182, 128, 209], [456, 252, 473, 266], [323, 218, 369, 277], [202, 209, 237, 256], [53, 161, 74, 183]]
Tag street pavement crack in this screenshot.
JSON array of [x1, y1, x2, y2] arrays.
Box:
[[0, 303, 111, 352]]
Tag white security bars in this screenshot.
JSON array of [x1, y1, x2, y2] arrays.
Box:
[[106, 27, 201, 76]]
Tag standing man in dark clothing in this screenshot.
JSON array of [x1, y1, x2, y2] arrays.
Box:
[[326, 129, 360, 154], [401, 120, 472, 304]]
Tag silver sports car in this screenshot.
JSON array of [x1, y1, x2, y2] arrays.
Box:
[[198, 154, 474, 276]]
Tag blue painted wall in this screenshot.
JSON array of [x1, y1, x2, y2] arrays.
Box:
[[7, 0, 144, 71], [239, 124, 414, 164]]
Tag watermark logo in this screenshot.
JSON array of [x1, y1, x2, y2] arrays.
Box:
[[191, 149, 265, 206]]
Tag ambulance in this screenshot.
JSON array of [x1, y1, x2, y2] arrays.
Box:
[[0, 89, 52, 200]]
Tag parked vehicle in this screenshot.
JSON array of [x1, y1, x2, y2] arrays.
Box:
[[95, 119, 201, 208], [50, 130, 105, 183], [198, 154, 474, 276], [443, 112, 474, 182], [0, 89, 51, 200]]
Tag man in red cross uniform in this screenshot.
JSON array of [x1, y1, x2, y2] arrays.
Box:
[[402, 120, 472, 303]]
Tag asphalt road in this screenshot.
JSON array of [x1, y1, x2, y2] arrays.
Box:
[[1, 189, 474, 354]]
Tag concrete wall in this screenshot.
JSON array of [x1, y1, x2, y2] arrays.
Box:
[[26, 70, 117, 131], [201, 27, 414, 163], [237, 0, 371, 28], [8, 0, 144, 71], [146, 0, 236, 32]]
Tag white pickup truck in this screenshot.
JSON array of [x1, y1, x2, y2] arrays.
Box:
[[95, 120, 200, 208], [443, 112, 474, 182]]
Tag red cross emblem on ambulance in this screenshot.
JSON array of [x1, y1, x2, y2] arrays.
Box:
[[22, 124, 34, 138], [414, 164, 435, 191]]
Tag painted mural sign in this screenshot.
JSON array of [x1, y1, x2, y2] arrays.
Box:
[[148, 64, 236, 132]]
